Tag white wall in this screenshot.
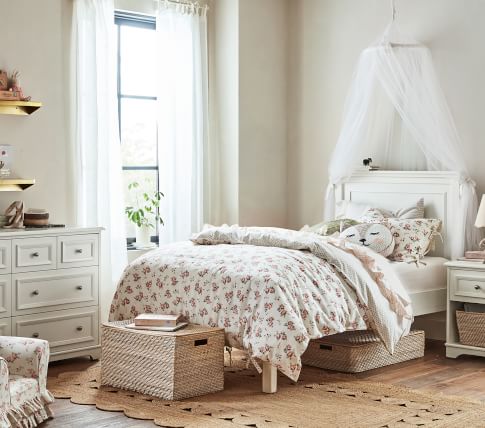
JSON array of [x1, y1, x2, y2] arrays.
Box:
[[209, 0, 288, 227], [0, 0, 73, 224], [209, 0, 239, 225], [288, 0, 485, 229], [238, 0, 288, 227]]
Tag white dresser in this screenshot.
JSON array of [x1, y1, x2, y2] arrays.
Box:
[[0, 227, 102, 361]]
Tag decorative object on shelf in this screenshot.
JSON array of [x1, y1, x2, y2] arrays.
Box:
[[0, 69, 30, 102], [4, 200, 24, 229], [0, 145, 13, 177], [24, 208, 49, 227], [362, 158, 380, 171], [0, 70, 7, 90], [125, 181, 164, 249]]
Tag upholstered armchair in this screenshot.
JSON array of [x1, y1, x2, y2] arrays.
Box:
[[0, 337, 54, 427]]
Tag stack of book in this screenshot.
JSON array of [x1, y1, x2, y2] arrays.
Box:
[[125, 314, 188, 332], [458, 251, 485, 263]]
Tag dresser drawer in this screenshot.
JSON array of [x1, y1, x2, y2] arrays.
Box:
[[0, 241, 11, 274], [12, 307, 99, 354], [58, 234, 99, 268], [0, 317, 11, 336], [0, 275, 11, 318], [449, 269, 485, 302], [13, 237, 57, 273], [12, 267, 98, 315]]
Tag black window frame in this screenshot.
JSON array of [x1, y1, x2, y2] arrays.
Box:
[[115, 11, 160, 249]]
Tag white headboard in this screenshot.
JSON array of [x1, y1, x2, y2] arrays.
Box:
[[335, 171, 462, 258]]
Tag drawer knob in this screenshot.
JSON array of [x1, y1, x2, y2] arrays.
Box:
[[76, 326, 83, 332], [32, 290, 39, 296], [76, 285, 83, 290], [32, 333, 39, 338], [31, 252, 39, 258], [75, 249, 83, 254], [475, 284, 482, 290]]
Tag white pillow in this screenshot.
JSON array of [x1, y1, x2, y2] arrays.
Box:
[[359, 198, 425, 222], [335, 201, 371, 221]]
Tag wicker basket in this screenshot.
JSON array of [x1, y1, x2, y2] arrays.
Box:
[[456, 310, 485, 348], [301, 330, 425, 373], [101, 320, 225, 400]]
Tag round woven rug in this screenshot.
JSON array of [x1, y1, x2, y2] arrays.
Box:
[[48, 354, 485, 428]]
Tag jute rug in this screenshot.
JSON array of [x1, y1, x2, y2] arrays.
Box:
[[48, 354, 485, 428]]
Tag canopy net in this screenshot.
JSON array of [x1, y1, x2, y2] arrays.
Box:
[[325, 23, 480, 258]]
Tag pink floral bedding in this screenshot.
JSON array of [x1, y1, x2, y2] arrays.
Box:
[[110, 227, 412, 381]]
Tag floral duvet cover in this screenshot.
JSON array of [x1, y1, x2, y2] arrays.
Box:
[[110, 226, 412, 381]]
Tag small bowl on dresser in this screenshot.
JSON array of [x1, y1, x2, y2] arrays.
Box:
[[24, 212, 49, 227]]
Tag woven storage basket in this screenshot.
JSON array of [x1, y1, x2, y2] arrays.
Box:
[[456, 310, 485, 348], [302, 330, 424, 373], [101, 320, 225, 400]]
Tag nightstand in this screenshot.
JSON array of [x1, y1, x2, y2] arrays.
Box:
[[445, 260, 485, 358]]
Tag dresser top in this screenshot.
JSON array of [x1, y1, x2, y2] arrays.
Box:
[[0, 226, 103, 238]]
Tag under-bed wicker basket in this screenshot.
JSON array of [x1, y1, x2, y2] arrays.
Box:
[[301, 330, 425, 373], [456, 310, 485, 348], [101, 320, 225, 400]]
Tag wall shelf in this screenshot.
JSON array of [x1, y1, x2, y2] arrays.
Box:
[[0, 101, 42, 116], [0, 179, 35, 191]]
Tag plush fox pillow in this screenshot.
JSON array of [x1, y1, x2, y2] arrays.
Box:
[[340, 223, 395, 257]]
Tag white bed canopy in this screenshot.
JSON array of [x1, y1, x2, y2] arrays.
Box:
[[325, 17, 480, 258]]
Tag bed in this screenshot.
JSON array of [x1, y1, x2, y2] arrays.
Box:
[[335, 170, 459, 315], [111, 171, 458, 393]]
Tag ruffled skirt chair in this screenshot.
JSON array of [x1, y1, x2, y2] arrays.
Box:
[[0, 337, 54, 427]]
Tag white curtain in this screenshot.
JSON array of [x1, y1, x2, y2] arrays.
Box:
[[326, 23, 480, 258], [72, 0, 127, 319], [156, 2, 211, 244]]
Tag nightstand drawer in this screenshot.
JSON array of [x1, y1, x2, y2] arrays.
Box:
[[13, 237, 57, 273], [449, 269, 485, 302]]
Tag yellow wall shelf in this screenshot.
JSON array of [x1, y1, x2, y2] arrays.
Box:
[[0, 179, 35, 191], [0, 101, 42, 116]]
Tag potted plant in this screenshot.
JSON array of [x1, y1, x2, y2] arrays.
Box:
[[125, 182, 164, 248]]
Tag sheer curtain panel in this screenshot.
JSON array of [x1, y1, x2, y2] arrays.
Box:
[[156, 2, 211, 244], [72, 0, 127, 319]]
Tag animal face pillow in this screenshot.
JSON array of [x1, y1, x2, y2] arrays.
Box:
[[340, 223, 395, 257]]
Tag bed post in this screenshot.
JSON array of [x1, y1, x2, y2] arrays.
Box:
[[262, 361, 277, 393]]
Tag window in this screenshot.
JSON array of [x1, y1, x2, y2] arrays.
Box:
[[115, 12, 159, 246]]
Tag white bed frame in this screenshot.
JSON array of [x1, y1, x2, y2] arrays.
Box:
[[261, 170, 459, 393], [335, 170, 460, 316]]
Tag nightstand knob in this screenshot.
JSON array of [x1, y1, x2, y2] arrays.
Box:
[[76, 326, 83, 332], [76, 285, 83, 290], [75, 249, 83, 254], [31, 252, 39, 258], [475, 284, 482, 290], [32, 333, 39, 338], [32, 290, 39, 296]]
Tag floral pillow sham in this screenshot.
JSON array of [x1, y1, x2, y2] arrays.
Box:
[[383, 218, 442, 262]]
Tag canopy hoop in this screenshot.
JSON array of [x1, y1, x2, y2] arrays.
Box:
[[390, 0, 396, 22]]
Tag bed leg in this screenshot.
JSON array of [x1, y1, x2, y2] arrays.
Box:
[[262, 361, 277, 394]]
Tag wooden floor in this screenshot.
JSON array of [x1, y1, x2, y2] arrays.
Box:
[[44, 340, 485, 427]]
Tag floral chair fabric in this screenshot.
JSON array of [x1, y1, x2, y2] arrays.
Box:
[[0, 337, 54, 427]]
